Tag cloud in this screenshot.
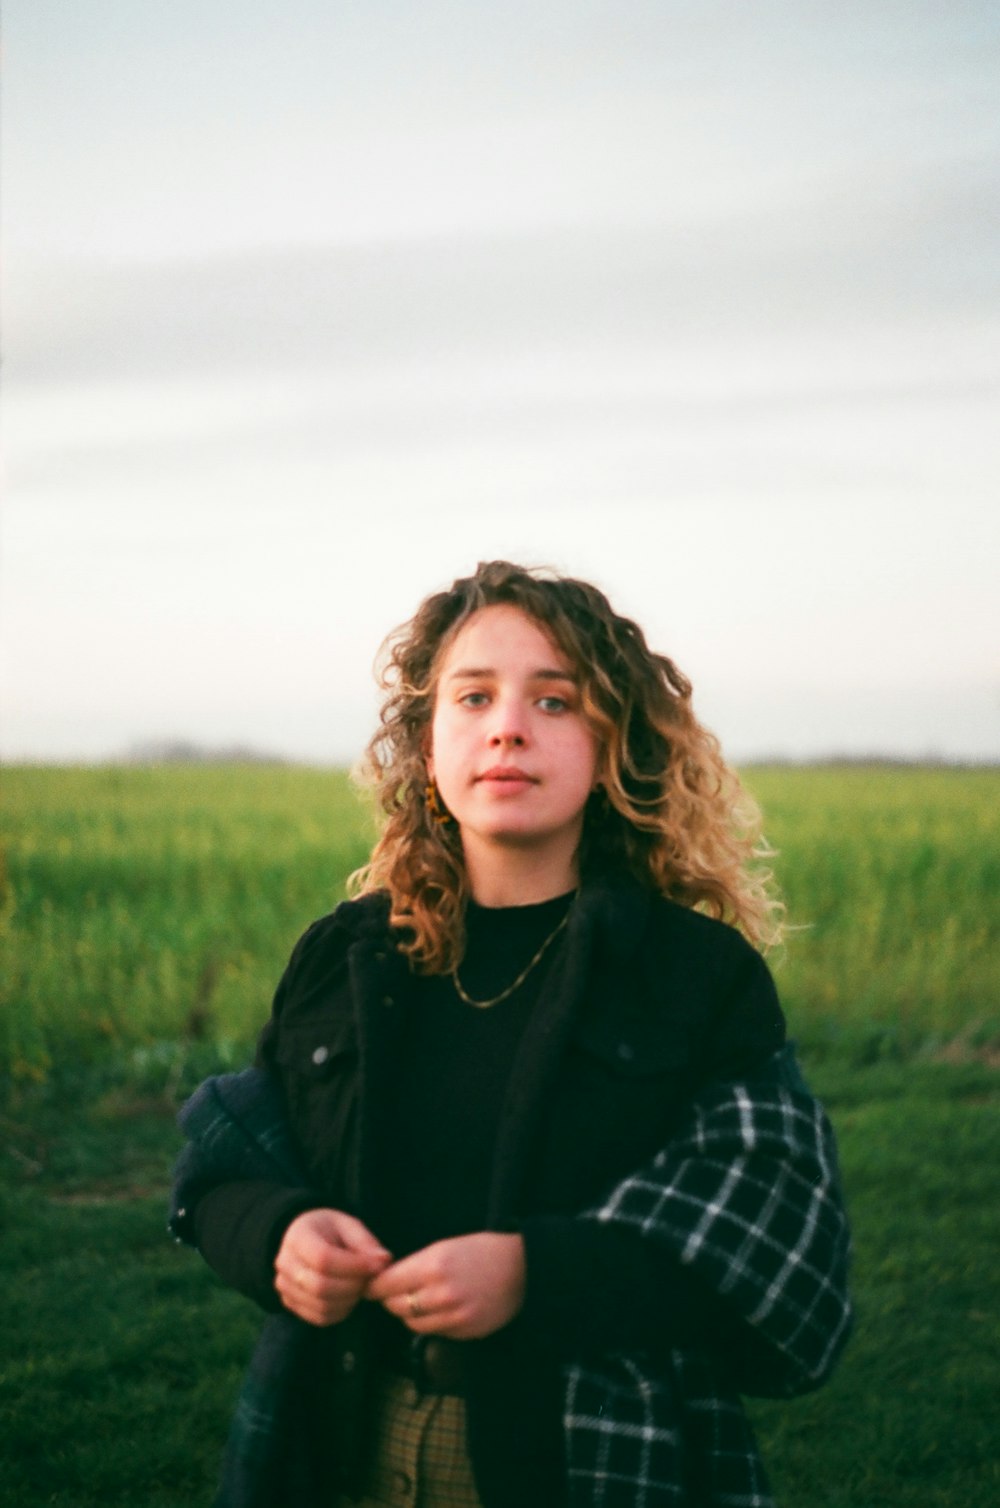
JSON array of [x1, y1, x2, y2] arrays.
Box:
[[4, 2, 997, 761], [10, 139, 999, 391]]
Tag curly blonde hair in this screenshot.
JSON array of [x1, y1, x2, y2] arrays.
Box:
[[351, 561, 783, 970]]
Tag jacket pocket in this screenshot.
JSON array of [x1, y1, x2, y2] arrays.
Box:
[[529, 1021, 695, 1213], [570, 1014, 692, 1080], [273, 1016, 360, 1201], [274, 1015, 359, 1079]]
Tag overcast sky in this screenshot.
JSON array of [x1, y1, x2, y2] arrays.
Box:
[[3, 2, 998, 764]]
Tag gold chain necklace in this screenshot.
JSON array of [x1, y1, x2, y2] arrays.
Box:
[[450, 909, 571, 1009]]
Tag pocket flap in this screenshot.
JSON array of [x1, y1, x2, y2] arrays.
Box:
[[573, 1014, 691, 1078], [274, 1017, 358, 1076]]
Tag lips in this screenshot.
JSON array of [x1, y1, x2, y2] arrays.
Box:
[[476, 765, 539, 784]]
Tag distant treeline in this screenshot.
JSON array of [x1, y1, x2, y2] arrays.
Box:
[[741, 754, 999, 770], [121, 741, 997, 770], [125, 740, 293, 765]]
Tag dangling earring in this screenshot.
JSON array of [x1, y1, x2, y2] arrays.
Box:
[[424, 781, 453, 826]]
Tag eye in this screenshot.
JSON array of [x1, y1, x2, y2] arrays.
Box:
[[537, 695, 569, 714], [458, 691, 490, 709]]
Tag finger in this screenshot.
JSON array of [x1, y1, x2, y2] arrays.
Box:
[[275, 1267, 366, 1323], [287, 1226, 385, 1275], [278, 1243, 385, 1285], [394, 1301, 471, 1337], [328, 1211, 393, 1261], [366, 1251, 437, 1302], [280, 1291, 349, 1328], [377, 1283, 446, 1322], [274, 1265, 349, 1304], [375, 1282, 484, 1337], [275, 1262, 356, 1302], [278, 1278, 364, 1326], [279, 1210, 390, 1271]]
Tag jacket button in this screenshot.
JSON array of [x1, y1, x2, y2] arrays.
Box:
[[382, 994, 394, 1008], [311, 1045, 330, 1066], [341, 1350, 356, 1373], [616, 1042, 635, 1063]]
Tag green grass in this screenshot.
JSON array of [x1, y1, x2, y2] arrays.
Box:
[[1, 764, 375, 1089], [743, 766, 1000, 1062], [2, 762, 998, 1505], [2, 1062, 997, 1507], [3, 763, 998, 1091], [750, 1061, 1000, 1508]]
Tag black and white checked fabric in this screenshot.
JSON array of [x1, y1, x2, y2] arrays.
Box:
[[560, 1047, 852, 1508], [170, 1047, 851, 1508]]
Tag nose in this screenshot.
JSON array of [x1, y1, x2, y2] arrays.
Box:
[[488, 696, 527, 748]]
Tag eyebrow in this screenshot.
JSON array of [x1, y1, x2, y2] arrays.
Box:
[[444, 666, 578, 684]]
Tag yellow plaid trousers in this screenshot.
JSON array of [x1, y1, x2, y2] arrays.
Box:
[[338, 1373, 483, 1508]]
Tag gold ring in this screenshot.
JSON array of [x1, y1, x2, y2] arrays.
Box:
[[407, 1291, 425, 1319]]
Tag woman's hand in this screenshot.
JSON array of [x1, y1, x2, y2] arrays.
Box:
[[367, 1232, 526, 1340], [274, 1209, 392, 1326]]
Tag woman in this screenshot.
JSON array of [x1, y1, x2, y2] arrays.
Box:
[[171, 561, 852, 1508]]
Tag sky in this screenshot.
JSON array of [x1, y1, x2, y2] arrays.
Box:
[[3, 1, 998, 764]]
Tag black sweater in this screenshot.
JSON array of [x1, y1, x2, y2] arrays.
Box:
[[374, 891, 575, 1257], [190, 880, 788, 1507]]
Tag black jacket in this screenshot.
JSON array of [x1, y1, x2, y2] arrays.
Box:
[[190, 878, 789, 1505]]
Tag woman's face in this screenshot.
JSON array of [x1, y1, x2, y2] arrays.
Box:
[[427, 605, 600, 879]]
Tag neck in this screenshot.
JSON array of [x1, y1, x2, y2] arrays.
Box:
[[461, 833, 580, 908]]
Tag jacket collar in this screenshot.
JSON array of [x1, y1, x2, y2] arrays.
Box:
[[484, 876, 653, 1223], [335, 874, 652, 954]]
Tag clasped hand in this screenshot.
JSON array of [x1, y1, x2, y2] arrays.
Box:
[[273, 1209, 526, 1340]]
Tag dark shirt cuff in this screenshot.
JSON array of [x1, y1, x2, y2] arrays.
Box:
[[191, 1180, 322, 1311]]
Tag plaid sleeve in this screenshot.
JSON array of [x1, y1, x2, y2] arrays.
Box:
[[168, 1068, 309, 1244], [587, 1046, 853, 1396], [562, 1349, 777, 1508]]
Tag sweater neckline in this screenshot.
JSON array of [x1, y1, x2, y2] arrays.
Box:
[[465, 889, 576, 933]]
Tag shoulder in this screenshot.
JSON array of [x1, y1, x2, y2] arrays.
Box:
[[270, 893, 394, 1004], [285, 892, 393, 963], [643, 893, 771, 994], [648, 891, 756, 955], [579, 880, 785, 1077], [258, 893, 394, 1056], [580, 878, 763, 981]]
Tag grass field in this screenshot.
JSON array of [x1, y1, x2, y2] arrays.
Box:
[[3, 763, 997, 1088], [2, 763, 998, 1506]]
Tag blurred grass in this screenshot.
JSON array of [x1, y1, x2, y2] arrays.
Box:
[[1, 1060, 997, 1507], [1, 764, 374, 1093], [744, 765, 999, 1060], [749, 1062, 1000, 1508], [2, 762, 998, 1505], [2, 763, 997, 1096]]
